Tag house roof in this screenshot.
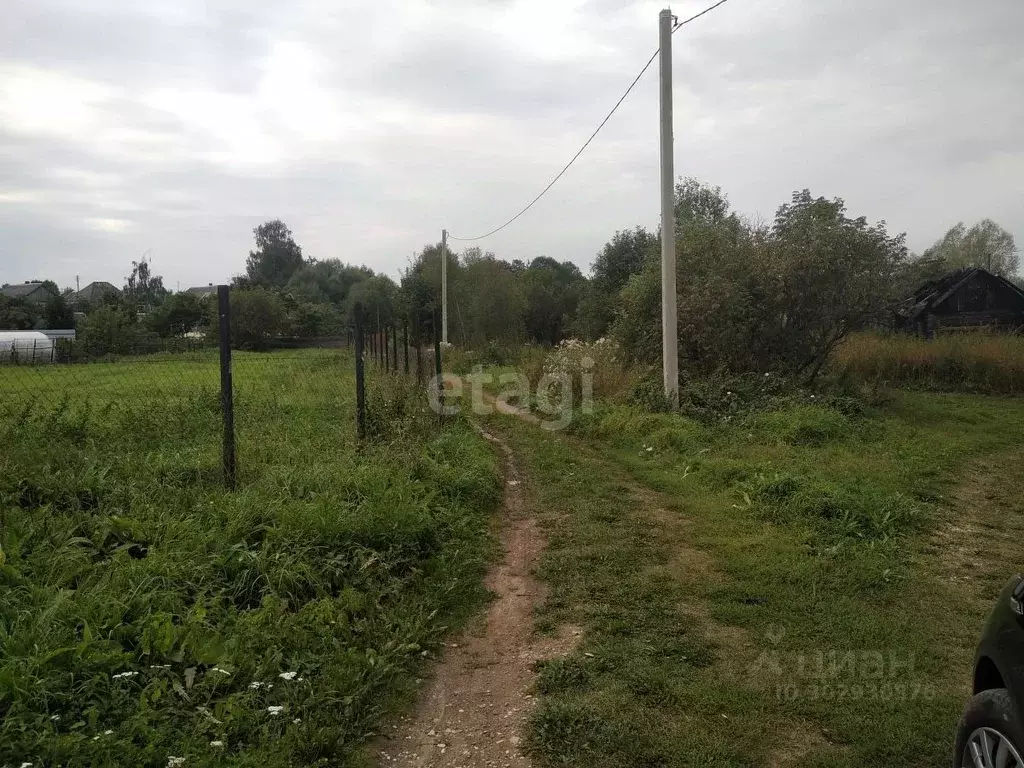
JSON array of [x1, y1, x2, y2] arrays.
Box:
[[1, 282, 55, 301], [71, 281, 121, 304], [185, 285, 218, 296], [897, 267, 1024, 321]]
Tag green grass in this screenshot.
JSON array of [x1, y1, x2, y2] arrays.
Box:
[[488, 390, 1024, 767], [0, 350, 501, 767]]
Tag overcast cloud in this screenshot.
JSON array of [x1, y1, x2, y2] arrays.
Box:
[[1, 0, 1021, 290]]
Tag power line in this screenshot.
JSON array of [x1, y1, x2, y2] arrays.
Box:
[[673, 0, 732, 31], [447, 0, 733, 242]]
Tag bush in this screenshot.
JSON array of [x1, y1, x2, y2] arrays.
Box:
[[225, 288, 287, 350], [542, 338, 629, 402]]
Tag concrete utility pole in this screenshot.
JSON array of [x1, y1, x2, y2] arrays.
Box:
[[441, 228, 449, 345], [659, 7, 679, 408]]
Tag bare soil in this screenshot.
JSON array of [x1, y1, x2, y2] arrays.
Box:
[[373, 428, 575, 768]]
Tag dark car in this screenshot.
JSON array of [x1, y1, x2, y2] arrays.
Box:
[[955, 575, 1024, 767]]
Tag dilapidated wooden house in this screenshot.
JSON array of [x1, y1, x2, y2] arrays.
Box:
[[897, 267, 1024, 336]]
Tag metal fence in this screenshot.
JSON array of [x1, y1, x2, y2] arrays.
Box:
[[0, 287, 444, 490]]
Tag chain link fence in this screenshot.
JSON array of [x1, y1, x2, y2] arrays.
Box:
[[0, 289, 445, 490]]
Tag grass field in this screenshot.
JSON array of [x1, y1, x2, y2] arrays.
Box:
[[486, 388, 1024, 767], [0, 350, 502, 767], [833, 331, 1024, 394]]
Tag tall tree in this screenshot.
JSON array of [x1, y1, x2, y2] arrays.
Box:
[[592, 227, 658, 296], [124, 258, 167, 309], [245, 220, 305, 287], [522, 257, 584, 345], [924, 220, 1019, 277]]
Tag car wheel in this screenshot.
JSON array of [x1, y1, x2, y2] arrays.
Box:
[[956, 688, 1024, 768]]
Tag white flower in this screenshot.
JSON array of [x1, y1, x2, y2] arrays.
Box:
[[210, 740, 224, 748], [267, 706, 284, 715], [764, 372, 770, 377], [167, 758, 185, 768], [21, 763, 33, 767], [645, 446, 654, 452], [50, 714, 60, 721], [104, 729, 114, 735], [212, 667, 231, 676], [278, 671, 297, 681], [112, 671, 138, 679], [249, 681, 272, 690], [810, 395, 816, 399], [150, 665, 171, 669], [292, 718, 302, 724]]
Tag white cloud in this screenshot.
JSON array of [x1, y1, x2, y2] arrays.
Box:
[[0, 0, 1021, 290], [85, 217, 133, 233]]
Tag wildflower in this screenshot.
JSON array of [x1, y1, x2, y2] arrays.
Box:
[[278, 671, 297, 681], [104, 729, 114, 735], [764, 372, 770, 377], [112, 671, 138, 679], [249, 681, 272, 690], [810, 395, 816, 400], [645, 446, 654, 452], [267, 706, 284, 715], [293, 718, 302, 724], [210, 741, 224, 748], [21, 763, 34, 767], [50, 714, 60, 721], [212, 667, 231, 676], [167, 758, 185, 768]]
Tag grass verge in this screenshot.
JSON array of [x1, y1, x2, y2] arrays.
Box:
[[490, 390, 1024, 767], [0, 350, 501, 767]]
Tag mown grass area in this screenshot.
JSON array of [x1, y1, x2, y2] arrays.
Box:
[[833, 331, 1024, 394], [490, 390, 1024, 767], [0, 350, 501, 767]]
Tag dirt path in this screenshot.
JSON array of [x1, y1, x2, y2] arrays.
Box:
[[373, 427, 572, 768]]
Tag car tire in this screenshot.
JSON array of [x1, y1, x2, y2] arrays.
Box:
[[955, 688, 1024, 767]]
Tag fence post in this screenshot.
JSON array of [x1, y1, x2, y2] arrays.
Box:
[[354, 302, 366, 441], [403, 320, 409, 375], [391, 325, 398, 374], [217, 285, 237, 490], [415, 318, 423, 383]]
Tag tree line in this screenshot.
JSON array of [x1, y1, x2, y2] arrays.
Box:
[[2, 179, 1017, 371]]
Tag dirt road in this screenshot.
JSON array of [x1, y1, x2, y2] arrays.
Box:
[[373, 428, 573, 768]]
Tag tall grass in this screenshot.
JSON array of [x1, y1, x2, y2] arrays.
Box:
[[833, 331, 1024, 394], [0, 350, 500, 767]]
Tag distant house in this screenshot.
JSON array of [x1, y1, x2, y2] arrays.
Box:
[[185, 284, 219, 300], [897, 267, 1024, 336], [1, 281, 57, 304], [70, 281, 121, 306]]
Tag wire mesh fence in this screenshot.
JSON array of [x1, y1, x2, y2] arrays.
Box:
[[0, 289, 445, 490]]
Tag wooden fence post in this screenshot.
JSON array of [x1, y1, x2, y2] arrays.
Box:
[[217, 285, 237, 490]]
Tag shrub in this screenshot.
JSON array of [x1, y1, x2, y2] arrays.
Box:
[[542, 338, 629, 401]]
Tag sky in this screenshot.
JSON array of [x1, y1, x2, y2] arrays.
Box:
[[1, 0, 1022, 291]]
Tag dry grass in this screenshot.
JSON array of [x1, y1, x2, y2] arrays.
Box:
[[833, 331, 1024, 394]]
